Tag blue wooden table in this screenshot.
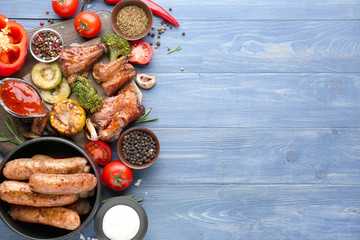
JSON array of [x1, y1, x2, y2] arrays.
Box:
[[2, 0, 360, 239]]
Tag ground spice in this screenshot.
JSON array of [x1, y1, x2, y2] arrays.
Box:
[[116, 5, 148, 38]]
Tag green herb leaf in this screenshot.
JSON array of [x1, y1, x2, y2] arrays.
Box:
[[168, 45, 181, 54], [136, 107, 158, 124], [0, 115, 25, 145]]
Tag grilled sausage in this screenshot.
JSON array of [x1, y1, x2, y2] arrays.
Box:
[[65, 199, 92, 215], [0, 181, 78, 207], [3, 157, 91, 180], [29, 173, 97, 195], [9, 205, 81, 230]]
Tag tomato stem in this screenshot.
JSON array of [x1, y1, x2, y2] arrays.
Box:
[[76, 19, 91, 32], [111, 170, 128, 190], [52, 0, 66, 8]]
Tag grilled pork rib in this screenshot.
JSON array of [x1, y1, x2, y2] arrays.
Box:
[[92, 82, 144, 142], [92, 56, 137, 96], [59, 43, 107, 84]]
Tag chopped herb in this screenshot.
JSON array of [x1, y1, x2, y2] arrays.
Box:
[[168, 45, 181, 54], [136, 107, 158, 124]]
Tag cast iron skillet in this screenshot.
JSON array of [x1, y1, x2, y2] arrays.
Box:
[[0, 137, 102, 240]]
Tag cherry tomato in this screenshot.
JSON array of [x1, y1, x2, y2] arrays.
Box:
[[128, 40, 153, 64], [84, 140, 112, 165], [74, 11, 101, 38], [52, 0, 79, 18], [102, 161, 133, 191]]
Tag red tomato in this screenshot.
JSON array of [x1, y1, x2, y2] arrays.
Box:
[[74, 11, 101, 38], [128, 40, 153, 64], [84, 140, 112, 165], [102, 161, 133, 191], [52, 0, 79, 18]]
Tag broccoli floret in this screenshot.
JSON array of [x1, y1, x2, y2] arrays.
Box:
[[71, 76, 103, 113], [101, 33, 131, 62]]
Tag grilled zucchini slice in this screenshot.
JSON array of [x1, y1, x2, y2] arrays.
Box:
[[31, 62, 62, 90], [40, 77, 71, 104], [50, 99, 86, 136]]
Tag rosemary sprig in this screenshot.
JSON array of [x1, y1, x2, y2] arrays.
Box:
[[102, 195, 144, 203], [136, 107, 158, 124], [0, 115, 25, 145], [168, 45, 181, 54]]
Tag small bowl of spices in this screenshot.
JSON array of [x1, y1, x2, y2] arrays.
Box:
[[29, 28, 63, 63], [111, 0, 153, 41], [117, 127, 160, 170]]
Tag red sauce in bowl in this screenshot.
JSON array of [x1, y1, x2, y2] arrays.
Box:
[[0, 80, 46, 116]]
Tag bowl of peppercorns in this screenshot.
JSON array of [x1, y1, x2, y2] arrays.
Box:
[[117, 127, 160, 169], [29, 28, 63, 63]]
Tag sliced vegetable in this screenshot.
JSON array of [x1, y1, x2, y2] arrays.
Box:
[[40, 77, 71, 104], [85, 119, 99, 141], [102, 161, 133, 191], [128, 40, 153, 65], [136, 73, 156, 89], [85, 140, 112, 165], [0, 14, 28, 77], [74, 11, 101, 38], [31, 62, 62, 90], [50, 99, 86, 136]]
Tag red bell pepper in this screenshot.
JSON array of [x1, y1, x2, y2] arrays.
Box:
[[105, 0, 180, 26], [0, 14, 28, 77]]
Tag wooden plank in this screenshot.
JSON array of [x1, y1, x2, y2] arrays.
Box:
[[119, 127, 360, 185], [11, 21, 360, 74], [2, 127, 360, 185], [134, 73, 360, 128], [4, 0, 360, 20], [2, 185, 360, 240]]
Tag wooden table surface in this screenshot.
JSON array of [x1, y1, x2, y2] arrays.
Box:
[[2, 0, 360, 239]]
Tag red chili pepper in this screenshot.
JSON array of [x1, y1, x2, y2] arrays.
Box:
[[105, 0, 180, 26]]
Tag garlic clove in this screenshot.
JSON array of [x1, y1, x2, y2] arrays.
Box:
[[136, 74, 156, 89], [85, 118, 98, 141]]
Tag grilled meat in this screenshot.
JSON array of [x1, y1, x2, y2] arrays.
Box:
[[92, 56, 128, 83], [59, 43, 107, 84], [92, 82, 144, 142], [92, 56, 137, 96]]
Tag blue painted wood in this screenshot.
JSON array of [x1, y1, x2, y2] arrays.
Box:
[[2, 185, 360, 240], [3, 0, 360, 20], [137, 73, 360, 128], [2, 0, 360, 239], [12, 20, 360, 73]]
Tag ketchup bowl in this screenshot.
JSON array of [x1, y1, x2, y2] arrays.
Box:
[[0, 78, 47, 118]]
